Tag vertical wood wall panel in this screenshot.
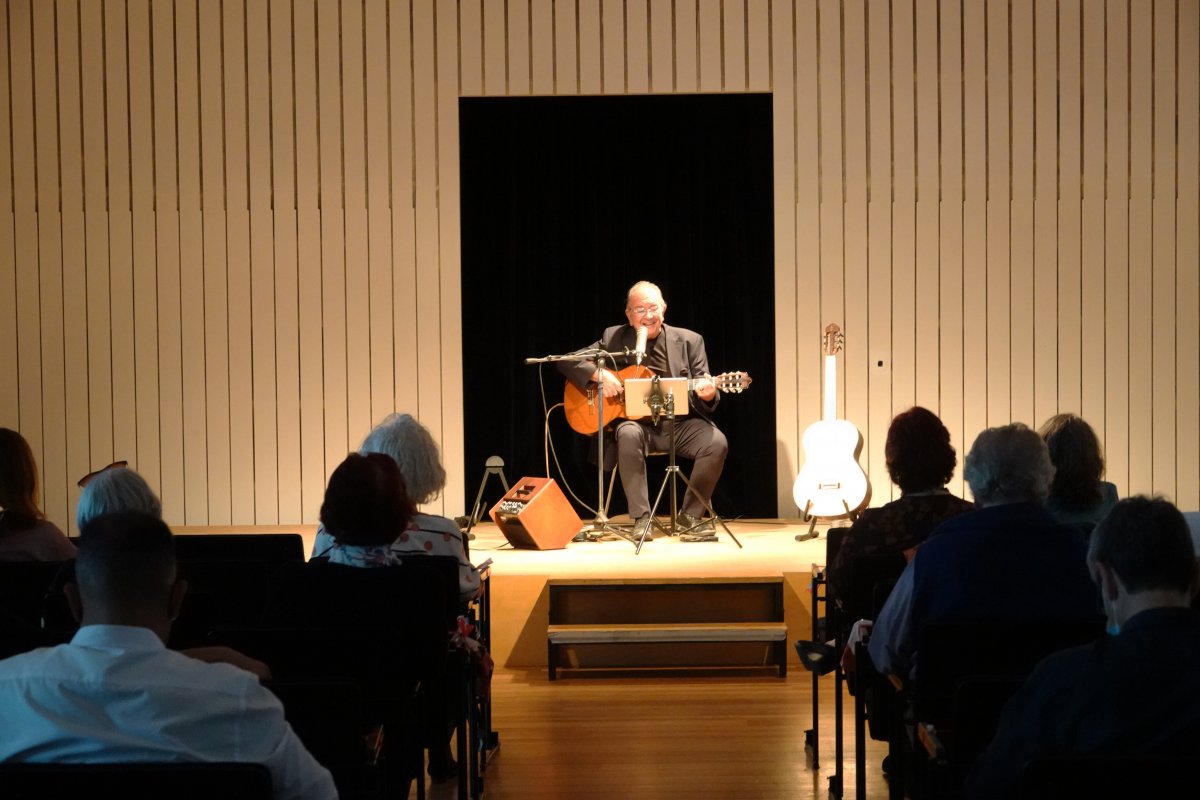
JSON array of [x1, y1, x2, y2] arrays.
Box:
[[1127, 2, 1155, 497], [1055, 0, 1083, 416], [984, 0, 1011, 428], [529, 1, 554, 94], [1177, 1, 1200, 511], [247, 0, 280, 522], [104, 1, 137, 472], [938, 0, 966, 494], [770, 0, 799, 512], [1150, 0, 1178, 499], [626, 0, 650, 93], [722, 0, 746, 91], [602, 0, 625, 93], [509, 0, 532, 95], [33, 0, 68, 530], [1009, 0, 1036, 428], [79, 0, 113, 477], [1079, 3, 1107, 444], [1104, 0, 1131, 495], [57, 1, 90, 532], [5, 1, 1198, 529], [0, 6, 15, 428], [913, 0, 941, 416], [842, 0, 870, 500], [343, 0, 374, 455], [460, 0, 483, 95], [961, 0, 988, 464], [436, 0, 466, 515], [866, 0, 895, 501], [294, 0, 326, 523], [270, 0, 302, 523], [180, 0, 208, 524]]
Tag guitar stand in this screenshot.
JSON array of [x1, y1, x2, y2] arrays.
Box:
[[636, 387, 743, 555], [794, 499, 859, 542], [463, 455, 510, 541]]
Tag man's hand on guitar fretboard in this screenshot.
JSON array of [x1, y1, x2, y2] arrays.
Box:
[[693, 375, 717, 401]]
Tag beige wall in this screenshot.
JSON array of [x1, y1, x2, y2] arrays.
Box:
[[2, 0, 1197, 533]]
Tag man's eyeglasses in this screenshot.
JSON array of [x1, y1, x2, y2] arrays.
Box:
[[628, 304, 661, 316], [78, 461, 128, 488]]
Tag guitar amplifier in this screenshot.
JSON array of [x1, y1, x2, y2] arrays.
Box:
[[489, 477, 580, 550]]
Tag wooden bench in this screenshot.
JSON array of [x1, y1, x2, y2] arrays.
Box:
[[546, 577, 788, 680]]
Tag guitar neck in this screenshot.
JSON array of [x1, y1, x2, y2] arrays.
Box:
[[823, 354, 837, 420]]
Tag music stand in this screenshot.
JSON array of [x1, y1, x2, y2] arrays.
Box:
[[524, 349, 633, 544], [632, 376, 743, 554]]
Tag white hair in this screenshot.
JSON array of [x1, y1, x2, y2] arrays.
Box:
[[359, 413, 446, 505], [964, 423, 1055, 506], [76, 467, 163, 528]]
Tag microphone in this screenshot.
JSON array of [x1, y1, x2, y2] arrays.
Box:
[[634, 325, 649, 366]]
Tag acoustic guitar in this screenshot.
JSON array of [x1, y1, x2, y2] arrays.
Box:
[[563, 365, 752, 435], [792, 323, 870, 518]]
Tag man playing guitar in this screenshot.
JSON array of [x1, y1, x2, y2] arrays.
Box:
[[558, 280, 727, 542]]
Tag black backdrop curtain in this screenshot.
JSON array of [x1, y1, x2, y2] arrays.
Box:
[[459, 94, 778, 520]]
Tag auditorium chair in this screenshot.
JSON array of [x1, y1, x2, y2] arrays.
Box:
[[0, 560, 71, 629], [1019, 754, 1200, 799], [0, 762, 272, 799], [891, 618, 1105, 799]]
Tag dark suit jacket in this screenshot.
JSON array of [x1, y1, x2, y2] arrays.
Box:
[[966, 607, 1200, 800], [557, 323, 720, 469], [558, 323, 720, 420]]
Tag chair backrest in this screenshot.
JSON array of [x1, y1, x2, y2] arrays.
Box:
[[262, 560, 449, 683], [0, 762, 272, 799], [1019, 754, 1200, 799], [169, 559, 273, 647], [266, 677, 370, 796], [835, 549, 907, 637], [174, 533, 305, 574], [0, 561, 71, 628], [949, 675, 1025, 786], [913, 618, 1104, 726]]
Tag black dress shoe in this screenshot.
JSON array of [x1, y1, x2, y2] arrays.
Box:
[[632, 514, 655, 541], [677, 512, 715, 534]]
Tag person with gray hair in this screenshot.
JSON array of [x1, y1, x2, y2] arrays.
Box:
[[868, 423, 1102, 680], [967, 497, 1200, 799], [76, 465, 162, 529], [311, 413, 481, 602]]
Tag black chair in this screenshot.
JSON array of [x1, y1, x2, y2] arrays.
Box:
[[897, 618, 1105, 799], [0, 762, 272, 799], [0, 561, 71, 629], [208, 624, 423, 800], [919, 675, 1024, 800], [1019, 754, 1200, 799], [174, 533, 305, 574], [168, 559, 272, 647], [260, 559, 453, 800], [266, 678, 376, 799]]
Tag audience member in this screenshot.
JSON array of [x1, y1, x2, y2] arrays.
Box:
[[967, 496, 1200, 799], [826, 407, 973, 613], [312, 413, 482, 601], [1038, 413, 1119, 531], [76, 464, 162, 528], [868, 423, 1102, 680], [0, 428, 74, 561], [298, 451, 459, 783], [0, 511, 336, 800]]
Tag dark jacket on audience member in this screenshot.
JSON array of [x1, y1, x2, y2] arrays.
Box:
[[967, 606, 1200, 799]]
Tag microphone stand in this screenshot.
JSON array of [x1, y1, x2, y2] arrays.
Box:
[[525, 348, 630, 543]]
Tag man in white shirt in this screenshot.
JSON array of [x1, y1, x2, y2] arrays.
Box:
[[0, 511, 337, 800]]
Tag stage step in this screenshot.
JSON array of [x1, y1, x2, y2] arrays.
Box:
[[546, 576, 787, 680]]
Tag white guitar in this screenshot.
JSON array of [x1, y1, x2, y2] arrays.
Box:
[[792, 323, 870, 518]]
